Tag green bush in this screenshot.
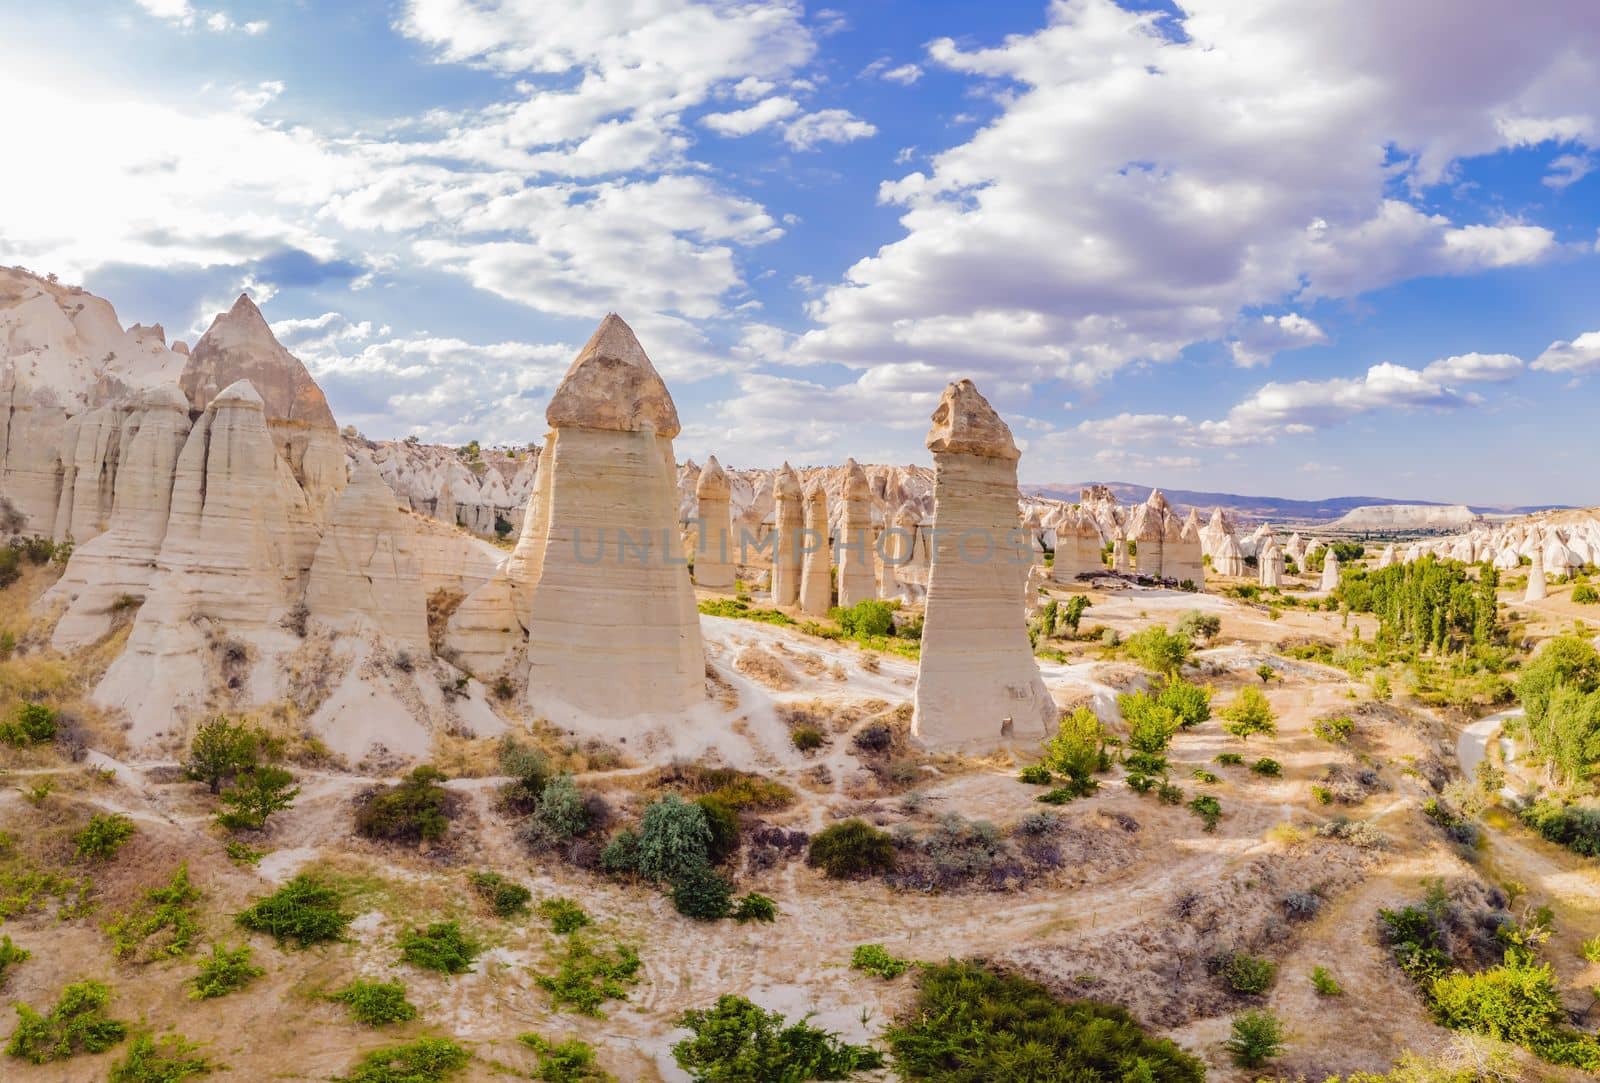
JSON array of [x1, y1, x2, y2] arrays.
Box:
[[340, 1037, 470, 1083], [790, 725, 826, 752], [1225, 1009, 1284, 1068], [398, 921, 481, 974], [1122, 625, 1191, 674], [732, 893, 777, 924], [1221, 686, 1277, 740], [517, 1033, 608, 1083], [184, 718, 278, 794], [469, 871, 531, 918], [694, 797, 740, 865], [671, 861, 734, 921], [1214, 751, 1243, 766], [1251, 758, 1282, 777], [1217, 951, 1276, 994], [1310, 965, 1344, 996], [217, 766, 299, 831], [331, 980, 418, 1026], [1017, 764, 1053, 785], [236, 875, 351, 947], [1190, 768, 1219, 784], [672, 994, 883, 1082], [1176, 610, 1221, 643], [536, 935, 642, 1016], [850, 943, 909, 979], [538, 897, 591, 935], [834, 600, 896, 638], [635, 795, 713, 882], [190, 943, 263, 1000], [498, 736, 552, 811], [356, 766, 452, 843], [1429, 959, 1570, 1051], [74, 812, 136, 862], [0, 935, 29, 987], [1573, 583, 1599, 604], [108, 1031, 214, 1083], [6, 979, 129, 1063], [599, 830, 640, 875], [524, 774, 589, 848], [884, 960, 1203, 1081], [1519, 800, 1600, 858], [1186, 795, 1222, 831], [1159, 677, 1213, 728], [224, 840, 266, 867], [805, 819, 895, 879], [0, 702, 58, 746], [106, 864, 202, 961], [1314, 715, 1355, 743], [1042, 706, 1102, 785]]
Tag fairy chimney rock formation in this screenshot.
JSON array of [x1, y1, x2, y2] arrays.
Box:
[[1525, 548, 1547, 603], [913, 380, 1055, 750], [798, 481, 832, 616], [837, 458, 877, 607], [1051, 507, 1104, 586], [305, 459, 429, 648], [771, 463, 804, 606], [1319, 548, 1341, 592], [518, 314, 705, 726], [692, 454, 735, 590]]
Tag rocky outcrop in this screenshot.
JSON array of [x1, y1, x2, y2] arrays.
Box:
[[1213, 532, 1246, 577], [1525, 548, 1547, 602], [692, 455, 735, 590], [1259, 540, 1285, 589], [837, 459, 877, 607], [1319, 548, 1341, 592], [46, 386, 193, 649], [516, 315, 705, 726], [799, 481, 831, 616], [770, 464, 803, 607], [1051, 506, 1104, 585], [305, 460, 429, 648], [913, 380, 1055, 751]]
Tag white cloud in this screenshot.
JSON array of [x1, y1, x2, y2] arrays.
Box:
[[882, 63, 923, 85], [792, 0, 1597, 384], [1532, 330, 1600, 374], [1544, 153, 1594, 189], [135, 0, 193, 19], [1229, 312, 1328, 368], [135, 1, 267, 33], [1420, 352, 1524, 383], [701, 96, 800, 136], [783, 108, 877, 150]]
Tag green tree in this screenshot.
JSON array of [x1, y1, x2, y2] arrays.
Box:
[[1122, 625, 1191, 675], [1042, 707, 1101, 785], [184, 718, 275, 795], [1225, 1009, 1285, 1068], [217, 767, 299, 831], [635, 795, 713, 882], [1222, 686, 1277, 740]]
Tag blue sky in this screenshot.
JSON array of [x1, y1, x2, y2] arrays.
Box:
[[2, 0, 1598, 506]]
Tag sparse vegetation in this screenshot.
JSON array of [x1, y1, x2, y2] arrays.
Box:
[[1311, 965, 1344, 996], [1187, 794, 1223, 831], [469, 870, 531, 917], [538, 897, 591, 935], [398, 921, 481, 974], [851, 943, 909, 979], [106, 864, 202, 962], [884, 960, 1204, 1081], [190, 943, 263, 1000], [217, 765, 299, 831], [1225, 1009, 1285, 1068], [0, 935, 30, 988], [518, 1033, 609, 1083], [108, 1030, 215, 1083], [731, 892, 777, 924], [74, 812, 136, 861], [236, 875, 351, 947], [806, 818, 896, 879], [331, 980, 418, 1026], [672, 994, 883, 1081], [6, 979, 129, 1063], [536, 934, 642, 1016], [0, 702, 58, 746], [1315, 715, 1356, 743], [339, 1037, 470, 1083]]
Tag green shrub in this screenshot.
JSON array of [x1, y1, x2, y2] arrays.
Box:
[[236, 875, 351, 947], [834, 600, 896, 638], [1250, 758, 1282, 777], [340, 1037, 470, 1083], [694, 797, 740, 866], [790, 725, 826, 751], [190, 943, 262, 1000], [536, 935, 642, 1016], [398, 921, 481, 974], [6, 979, 129, 1063], [1225, 1009, 1285, 1068], [1122, 625, 1192, 674], [1310, 966, 1344, 996], [1042, 706, 1102, 785], [1017, 764, 1053, 785], [1176, 610, 1221, 643], [1314, 715, 1355, 743], [671, 861, 733, 921], [1221, 686, 1277, 739], [356, 766, 452, 843], [184, 718, 277, 794], [217, 766, 299, 831], [850, 944, 909, 979], [805, 819, 895, 879], [672, 994, 883, 1081], [523, 774, 589, 848], [106, 864, 202, 961], [884, 960, 1203, 1081], [1037, 784, 1090, 805], [224, 840, 265, 866], [109, 1031, 214, 1083], [0, 702, 58, 746], [1518, 800, 1600, 858], [635, 795, 713, 882], [0, 935, 29, 987], [731, 893, 777, 924], [1573, 583, 1599, 604], [1184, 794, 1221, 831], [1582, 935, 1600, 963], [1429, 959, 1569, 1050], [1191, 768, 1219, 784], [331, 980, 418, 1026], [517, 1033, 608, 1083], [498, 736, 552, 811], [74, 812, 136, 861], [1157, 781, 1185, 805], [599, 830, 639, 875], [1218, 952, 1277, 994], [1214, 751, 1243, 766], [538, 897, 591, 935], [1159, 677, 1214, 728], [469, 871, 531, 918]]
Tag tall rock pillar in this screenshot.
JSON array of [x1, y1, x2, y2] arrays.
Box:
[[836, 458, 877, 607], [692, 455, 735, 590], [770, 464, 803, 607]]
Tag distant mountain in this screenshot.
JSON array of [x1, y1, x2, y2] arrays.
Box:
[[1020, 481, 1571, 523]]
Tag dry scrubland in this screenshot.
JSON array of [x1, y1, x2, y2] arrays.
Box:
[[2, 556, 1599, 1082]]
